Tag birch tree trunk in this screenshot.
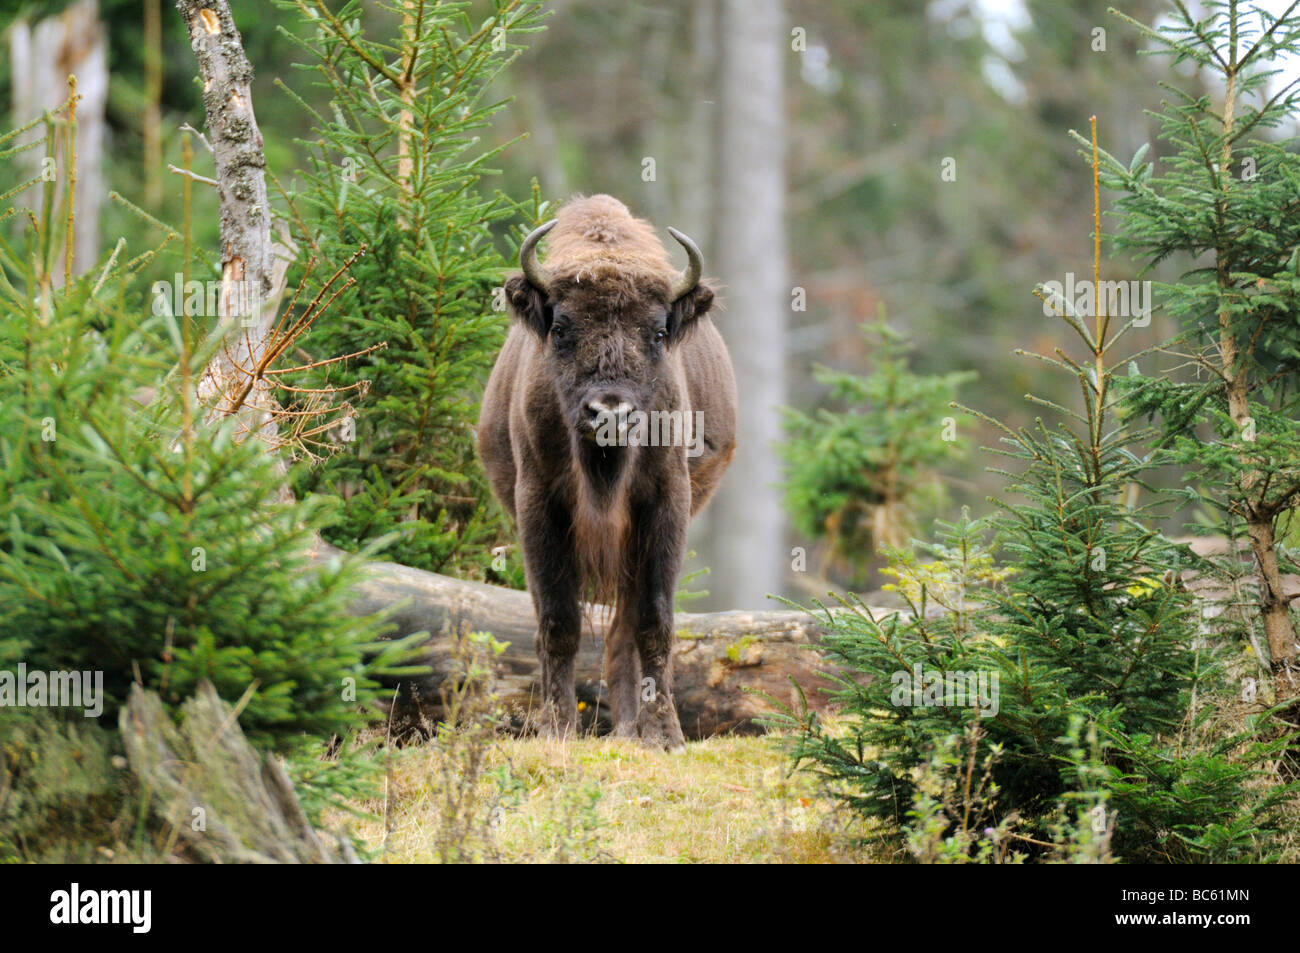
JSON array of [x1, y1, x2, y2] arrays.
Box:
[[175, 0, 289, 450], [704, 0, 789, 610], [143, 0, 164, 209], [9, 0, 107, 278]]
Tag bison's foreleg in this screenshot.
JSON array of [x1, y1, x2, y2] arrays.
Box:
[[519, 489, 582, 740], [627, 500, 688, 752]]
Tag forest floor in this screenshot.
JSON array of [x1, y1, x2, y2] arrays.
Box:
[[335, 731, 882, 863]]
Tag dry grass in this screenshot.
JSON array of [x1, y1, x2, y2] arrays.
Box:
[[336, 732, 881, 864], [317, 627, 1300, 864]]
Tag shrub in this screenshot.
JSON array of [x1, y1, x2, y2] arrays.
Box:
[[276, 0, 547, 583], [1104, 0, 1300, 706], [780, 320, 974, 583], [0, 108, 403, 754], [769, 110, 1295, 862]]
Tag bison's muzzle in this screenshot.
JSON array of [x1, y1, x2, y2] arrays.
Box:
[[583, 392, 636, 442]]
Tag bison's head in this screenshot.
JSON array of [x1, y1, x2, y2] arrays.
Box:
[[505, 198, 714, 457]]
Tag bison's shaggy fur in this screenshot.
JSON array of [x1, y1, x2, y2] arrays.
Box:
[[478, 195, 737, 750]]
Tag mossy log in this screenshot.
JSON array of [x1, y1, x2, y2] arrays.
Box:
[[321, 547, 865, 740]]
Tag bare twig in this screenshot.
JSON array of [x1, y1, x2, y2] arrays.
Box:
[[166, 164, 218, 187]]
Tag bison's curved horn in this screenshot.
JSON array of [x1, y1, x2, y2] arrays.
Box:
[[520, 220, 557, 293], [667, 226, 703, 303]]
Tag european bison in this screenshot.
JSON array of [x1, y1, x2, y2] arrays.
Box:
[[478, 195, 737, 750]]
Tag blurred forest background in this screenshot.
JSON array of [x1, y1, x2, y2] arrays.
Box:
[[5, 0, 1300, 866], [0, 0, 1243, 609]]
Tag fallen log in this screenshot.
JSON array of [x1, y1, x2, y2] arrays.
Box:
[[313, 546, 863, 740]]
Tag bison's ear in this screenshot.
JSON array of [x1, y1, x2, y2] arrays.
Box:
[[667, 283, 715, 344], [506, 274, 553, 340]]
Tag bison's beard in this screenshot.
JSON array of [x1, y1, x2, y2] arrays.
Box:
[[570, 439, 634, 608]]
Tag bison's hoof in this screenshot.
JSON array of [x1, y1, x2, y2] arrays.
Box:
[[635, 695, 686, 753], [536, 701, 579, 741]]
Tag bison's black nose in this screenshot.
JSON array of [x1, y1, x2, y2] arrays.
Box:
[[583, 394, 635, 437]]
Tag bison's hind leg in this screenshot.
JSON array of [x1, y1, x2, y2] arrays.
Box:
[[602, 593, 685, 752], [621, 503, 689, 753], [604, 605, 641, 739]]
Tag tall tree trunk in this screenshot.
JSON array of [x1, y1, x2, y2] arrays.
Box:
[[704, 0, 788, 610], [679, 0, 718, 249], [143, 0, 164, 210], [681, 0, 721, 592], [9, 0, 107, 278]]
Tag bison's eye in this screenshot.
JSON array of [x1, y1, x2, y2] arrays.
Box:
[[550, 320, 574, 350], [654, 328, 667, 343]]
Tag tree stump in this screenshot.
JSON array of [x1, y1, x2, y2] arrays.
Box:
[[119, 682, 357, 863]]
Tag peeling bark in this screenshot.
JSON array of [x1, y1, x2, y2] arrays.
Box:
[[175, 0, 280, 438]]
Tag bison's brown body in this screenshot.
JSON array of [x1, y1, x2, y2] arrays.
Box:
[[478, 195, 737, 749]]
